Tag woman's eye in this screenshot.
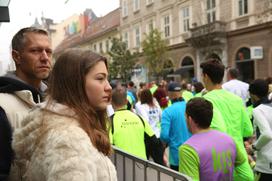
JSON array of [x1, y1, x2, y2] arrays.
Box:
[[97, 77, 104, 80]]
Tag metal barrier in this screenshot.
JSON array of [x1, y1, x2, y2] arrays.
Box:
[[110, 146, 192, 181]]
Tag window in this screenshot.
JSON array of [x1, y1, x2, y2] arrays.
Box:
[[146, 19, 155, 34], [106, 40, 109, 52], [235, 47, 254, 83], [93, 44, 97, 52], [122, 0, 128, 17], [99, 42, 103, 53], [162, 59, 174, 79], [134, 26, 141, 47], [163, 15, 171, 38], [238, 0, 248, 16], [133, 0, 140, 12], [146, 0, 153, 5], [180, 56, 195, 82], [207, 0, 216, 23], [122, 32, 129, 49], [181, 7, 190, 32]]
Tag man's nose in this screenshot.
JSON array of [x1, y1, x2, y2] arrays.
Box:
[[40, 50, 50, 60]]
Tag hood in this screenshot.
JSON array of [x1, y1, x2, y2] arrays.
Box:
[[13, 101, 77, 162], [253, 97, 272, 108], [0, 71, 47, 103]]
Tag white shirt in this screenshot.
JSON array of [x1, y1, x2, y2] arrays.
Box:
[[106, 104, 115, 117], [253, 103, 272, 173], [136, 103, 162, 138], [222, 79, 249, 105], [268, 92, 272, 101]]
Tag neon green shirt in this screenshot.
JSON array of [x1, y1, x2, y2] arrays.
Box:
[[194, 92, 202, 97], [150, 85, 158, 95], [127, 95, 133, 105], [109, 109, 154, 159], [193, 90, 226, 132], [203, 89, 253, 143], [210, 107, 227, 132], [246, 105, 253, 120], [181, 90, 194, 102], [179, 139, 245, 181], [203, 89, 254, 181]]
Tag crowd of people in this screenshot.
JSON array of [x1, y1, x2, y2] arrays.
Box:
[[0, 27, 272, 181]]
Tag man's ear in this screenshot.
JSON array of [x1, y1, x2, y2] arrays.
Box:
[[12, 50, 21, 65], [250, 93, 258, 103], [203, 73, 212, 83], [187, 116, 193, 125]]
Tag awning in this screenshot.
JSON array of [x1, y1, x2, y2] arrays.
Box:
[[173, 66, 194, 74]]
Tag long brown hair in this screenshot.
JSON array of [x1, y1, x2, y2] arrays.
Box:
[[47, 48, 111, 155], [140, 89, 155, 106]]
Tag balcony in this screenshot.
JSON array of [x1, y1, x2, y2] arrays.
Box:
[[184, 21, 227, 48]]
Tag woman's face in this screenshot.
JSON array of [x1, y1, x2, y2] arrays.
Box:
[[85, 61, 112, 110]]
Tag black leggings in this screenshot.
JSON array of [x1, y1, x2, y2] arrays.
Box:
[[256, 172, 272, 181], [145, 138, 165, 166], [170, 165, 179, 171]]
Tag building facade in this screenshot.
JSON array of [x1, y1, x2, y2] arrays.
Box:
[[120, 0, 272, 83], [53, 8, 120, 61]]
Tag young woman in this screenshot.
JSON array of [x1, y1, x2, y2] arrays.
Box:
[[136, 89, 166, 166], [12, 49, 117, 181], [137, 89, 162, 138]]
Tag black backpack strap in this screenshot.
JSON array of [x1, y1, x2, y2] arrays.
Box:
[[136, 114, 145, 128], [109, 114, 115, 135]]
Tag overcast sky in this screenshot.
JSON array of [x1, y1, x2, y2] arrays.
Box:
[[0, 0, 119, 72]]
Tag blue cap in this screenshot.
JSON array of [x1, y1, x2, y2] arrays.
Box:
[[168, 82, 182, 92]]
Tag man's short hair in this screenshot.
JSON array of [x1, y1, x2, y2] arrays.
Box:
[[193, 82, 204, 93], [12, 27, 49, 51], [110, 80, 120, 89], [265, 77, 272, 84], [249, 79, 269, 98], [181, 82, 188, 90], [186, 97, 213, 129], [200, 59, 225, 84], [228, 68, 239, 79], [139, 82, 146, 89], [112, 87, 127, 107], [128, 81, 134, 87]]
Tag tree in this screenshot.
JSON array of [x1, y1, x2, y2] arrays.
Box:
[[108, 37, 135, 82], [142, 29, 167, 79]]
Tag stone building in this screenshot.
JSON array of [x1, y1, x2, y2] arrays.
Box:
[[120, 0, 272, 83]]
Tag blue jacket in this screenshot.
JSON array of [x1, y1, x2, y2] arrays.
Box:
[[160, 100, 191, 166]]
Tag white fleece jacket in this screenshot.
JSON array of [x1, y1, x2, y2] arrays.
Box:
[[12, 102, 117, 181], [253, 103, 272, 174], [0, 90, 40, 129]]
